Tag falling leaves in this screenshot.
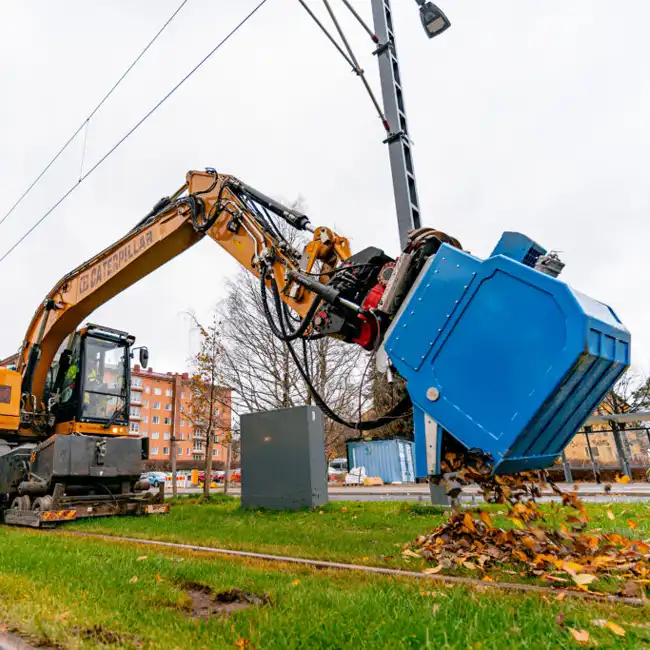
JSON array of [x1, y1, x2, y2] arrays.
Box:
[[407, 453, 650, 595], [129, 576, 139, 584], [615, 474, 631, 484]]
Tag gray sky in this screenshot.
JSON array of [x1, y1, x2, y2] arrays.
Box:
[[1, 0, 648, 374]]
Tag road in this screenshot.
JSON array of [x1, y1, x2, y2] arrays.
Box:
[[167, 482, 650, 504]]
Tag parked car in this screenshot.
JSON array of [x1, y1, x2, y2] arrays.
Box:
[[198, 470, 222, 483], [328, 457, 348, 482], [141, 471, 167, 488], [229, 469, 241, 483]]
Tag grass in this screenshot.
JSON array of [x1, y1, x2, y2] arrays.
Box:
[[66, 496, 650, 573], [1, 527, 650, 649]]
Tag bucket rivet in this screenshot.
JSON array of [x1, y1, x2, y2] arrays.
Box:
[[426, 387, 440, 401]]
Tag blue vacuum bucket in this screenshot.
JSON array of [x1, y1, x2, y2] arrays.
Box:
[[384, 236, 630, 477]]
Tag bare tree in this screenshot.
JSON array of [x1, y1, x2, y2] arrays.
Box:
[[183, 313, 231, 497]]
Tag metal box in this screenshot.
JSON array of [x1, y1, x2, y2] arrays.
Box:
[[32, 434, 144, 480], [347, 438, 415, 483], [240, 405, 328, 510]]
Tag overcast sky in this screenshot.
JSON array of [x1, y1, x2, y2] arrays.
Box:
[[1, 0, 648, 375]]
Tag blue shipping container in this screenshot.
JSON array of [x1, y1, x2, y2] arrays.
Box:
[[346, 438, 415, 484]]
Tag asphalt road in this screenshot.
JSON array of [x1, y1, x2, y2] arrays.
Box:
[[167, 482, 650, 504]]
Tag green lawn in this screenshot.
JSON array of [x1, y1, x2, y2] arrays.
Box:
[[66, 496, 650, 574], [1, 527, 649, 649]]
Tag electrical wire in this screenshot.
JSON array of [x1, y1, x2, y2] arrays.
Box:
[[0, 0, 190, 230], [0, 0, 271, 267], [298, 0, 390, 133]]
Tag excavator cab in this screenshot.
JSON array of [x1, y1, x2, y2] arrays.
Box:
[[45, 324, 134, 435]]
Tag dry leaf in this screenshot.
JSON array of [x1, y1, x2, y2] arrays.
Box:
[[340, 507, 347, 512], [511, 518, 525, 530], [234, 639, 254, 649], [568, 628, 590, 645], [615, 474, 631, 484], [422, 565, 443, 575], [555, 612, 565, 627], [556, 592, 567, 602], [462, 561, 478, 571], [606, 510, 615, 521], [432, 604, 440, 615], [571, 574, 597, 587], [137, 555, 148, 561], [479, 511, 492, 528], [402, 549, 421, 559], [0, 624, 6, 633], [362, 557, 370, 561], [155, 574, 163, 583], [604, 621, 625, 637], [290, 580, 301, 586], [129, 576, 138, 584], [627, 520, 639, 530], [482, 575, 494, 582], [463, 513, 476, 532]]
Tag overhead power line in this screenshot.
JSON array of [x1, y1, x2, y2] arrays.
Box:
[[0, 0, 190, 231], [0, 0, 271, 267]]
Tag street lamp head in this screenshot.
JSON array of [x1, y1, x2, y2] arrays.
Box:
[[416, 1, 451, 39]]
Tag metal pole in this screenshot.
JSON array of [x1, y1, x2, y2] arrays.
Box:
[[371, 0, 422, 248], [561, 451, 572, 484], [611, 422, 631, 479]]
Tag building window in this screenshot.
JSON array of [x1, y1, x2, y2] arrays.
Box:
[[130, 422, 139, 433], [212, 448, 219, 457], [178, 432, 184, 441], [164, 417, 171, 425], [181, 392, 185, 398], [152, 416, 160, 424], [132, 377, 142, 388], [166, 389, 173, 397], [141, 430, 147, 436], [180, 419, 186, 427], [164, 432, 170, 441], [152, 432, 160, 440], [129, 407, 140, 418], [143, 415, 148, 424], [153, 402, 161, 410], [145, 386, 150, 394], [165, 403, 172, 411], [177, 448, 183, 457], [143, 399, 148, 407], [154, 387, 162, 396], [163, 447, 169, 455]]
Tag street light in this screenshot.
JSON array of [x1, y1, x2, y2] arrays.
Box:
[[415, 1, 451, 39]]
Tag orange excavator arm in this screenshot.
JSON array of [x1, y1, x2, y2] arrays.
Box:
[[17, 169, 352, 408]]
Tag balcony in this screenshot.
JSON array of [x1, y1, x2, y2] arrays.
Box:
[[131, 394, 143, 405], [131, 382, 143, 391], [129, 413, 142, 421]]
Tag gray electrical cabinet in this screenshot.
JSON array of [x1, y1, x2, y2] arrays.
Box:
[[240, 405, 328, 510]]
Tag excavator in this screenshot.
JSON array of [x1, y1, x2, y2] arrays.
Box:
[[0, 168, 631, 527]]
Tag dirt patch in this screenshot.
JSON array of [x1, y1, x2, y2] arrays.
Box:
[[183, 583, 270, 619], [76, 625, 142, 647]]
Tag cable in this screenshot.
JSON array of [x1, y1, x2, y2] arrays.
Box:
[[261, 270, 411, 430], [0, 0, 190, 230], [339, 0, 379, 43], [298, 0, 390, 133], [0, 0, 271, 266]]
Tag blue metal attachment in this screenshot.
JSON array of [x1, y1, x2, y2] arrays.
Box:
[[384, 232, 631, 476]]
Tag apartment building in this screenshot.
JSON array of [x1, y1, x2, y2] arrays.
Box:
[[129, 364, 231, 466]]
